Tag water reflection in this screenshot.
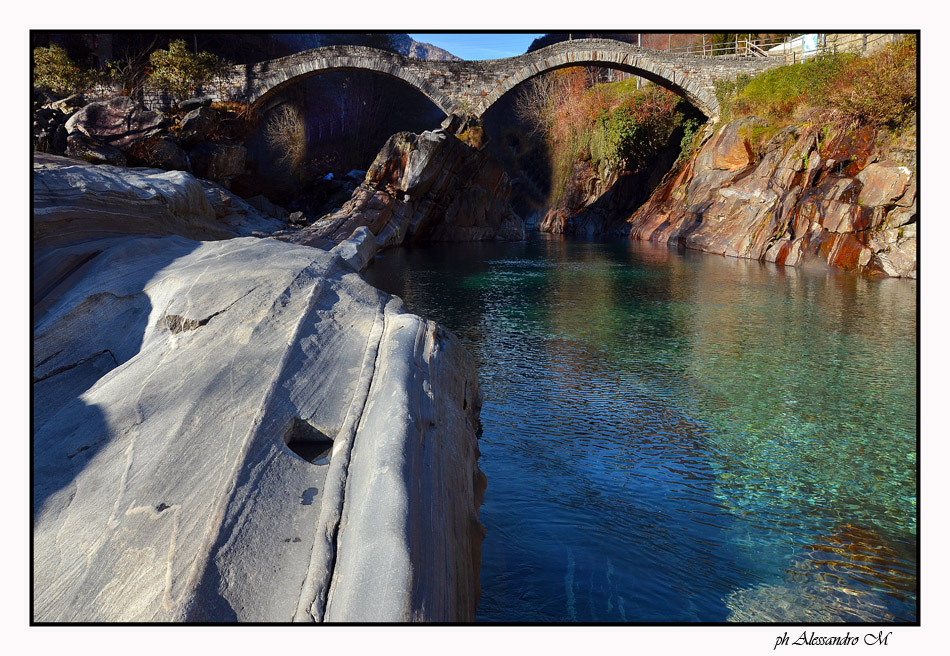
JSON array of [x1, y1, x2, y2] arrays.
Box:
[[365, 234, 917, 623]]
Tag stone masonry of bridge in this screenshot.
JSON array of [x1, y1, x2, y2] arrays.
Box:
[[204, 38, 786, 122]]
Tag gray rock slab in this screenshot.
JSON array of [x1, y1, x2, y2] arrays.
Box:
[[33, 234, 484, 622], [32, 154, 286, 254]]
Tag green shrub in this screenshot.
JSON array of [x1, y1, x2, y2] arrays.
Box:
[[599, 85, 681, 169], [826, 36, 917, 129], [147, 40, 231, 103], [714, 75, 752, 123], [733, 54, 850, 120], [716, 35, 916, 132], [677, 117, 703, 162], [32, 44, 94, 97]]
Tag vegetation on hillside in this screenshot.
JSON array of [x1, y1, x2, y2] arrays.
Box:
[[514, 68, 698, 204], [33, 39, 232, 104], [716, 35, 916, 139], [32, 44, 96, 97], [147, 40, 231, 103]]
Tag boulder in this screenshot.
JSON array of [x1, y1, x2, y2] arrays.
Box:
[[33, 235, 484, 622], [65, 131, 127, 166], [695, 116, 758, 171], [283, 129, 524, 252], [855, 161, 913, 208], [329, 225, 378, 272], [179, 96, 214, 112], [188, 141, 246, 188], [178, 105, 219, 147], [47, 93, 85, 114], [142, 134, 191, 172], [51, 125, 68, 155], [244, 194, 289, 220], [64, 96, 167, 151]]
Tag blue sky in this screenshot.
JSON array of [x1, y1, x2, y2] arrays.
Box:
[[407, 33, 546, 60]]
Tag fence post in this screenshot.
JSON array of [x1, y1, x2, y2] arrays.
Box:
[[862, 34, 867, 52]]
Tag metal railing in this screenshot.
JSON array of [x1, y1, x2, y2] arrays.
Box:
[[655, 33, 907, 62], [663, 37, 789, 58]]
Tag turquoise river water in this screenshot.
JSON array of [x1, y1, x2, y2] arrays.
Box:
[[364, 234, 918, 623]]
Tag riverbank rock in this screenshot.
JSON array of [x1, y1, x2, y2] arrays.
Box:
[[536, 123, 688, 237], [188, 141, 247, 189], [33, 234, 485, 622], [623, 113, 917, 278], [33, 153, 286, 255], [65, 131, 127, 166], [64, 96, 167, 151], [33, 154, 486, 622], [278, 129, 525, 251]]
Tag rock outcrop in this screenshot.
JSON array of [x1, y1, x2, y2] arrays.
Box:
[[623, 114, 917, 278], [35, 93, 254, 188], [64, 96, 168, 152], [537, 136, 685, 237], [32, 153, 286, 255], [32, 159, 486, 623], [279, 129, 525, 251]]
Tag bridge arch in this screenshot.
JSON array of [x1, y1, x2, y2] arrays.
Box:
[[476, 50, 719, 120], [240, 47, 458, 116]]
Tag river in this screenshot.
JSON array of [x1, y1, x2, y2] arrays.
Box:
[[364, 234, 918, 623]]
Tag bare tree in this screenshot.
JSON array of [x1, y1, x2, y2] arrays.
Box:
[[263, 103, 307, 173], [514, 73, 557, 136], [93, 35, 157, 98]]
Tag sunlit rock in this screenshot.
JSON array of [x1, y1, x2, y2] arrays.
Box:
[[625, 113, 917, 278]]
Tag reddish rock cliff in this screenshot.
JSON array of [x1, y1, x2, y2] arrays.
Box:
[[623, 114, 917, 277]]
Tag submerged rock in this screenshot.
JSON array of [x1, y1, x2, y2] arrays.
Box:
[[280, 129, 525, 251], [725, 524, 915, 622], [624, 113, 917, 278]]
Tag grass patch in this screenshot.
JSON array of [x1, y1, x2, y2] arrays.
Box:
[[718, 35, 916, 133]]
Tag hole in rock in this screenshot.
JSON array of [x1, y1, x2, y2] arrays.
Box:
[[283, 417, 334, 465]]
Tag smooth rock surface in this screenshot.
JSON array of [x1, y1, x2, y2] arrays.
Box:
[[33, 234, 484, 622], [33, 153, 285, 255]]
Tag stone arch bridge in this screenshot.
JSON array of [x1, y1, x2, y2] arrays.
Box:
[[213, 38, 786, 123]]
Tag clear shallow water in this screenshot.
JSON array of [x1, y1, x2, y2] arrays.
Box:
[[364, 235, 918, 623]]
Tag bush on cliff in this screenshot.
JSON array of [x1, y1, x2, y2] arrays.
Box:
[[516, 69, 693, 204], [147, 40, 231, 104], [721, 35, 916, 133], [32, 44, 94, 97]]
